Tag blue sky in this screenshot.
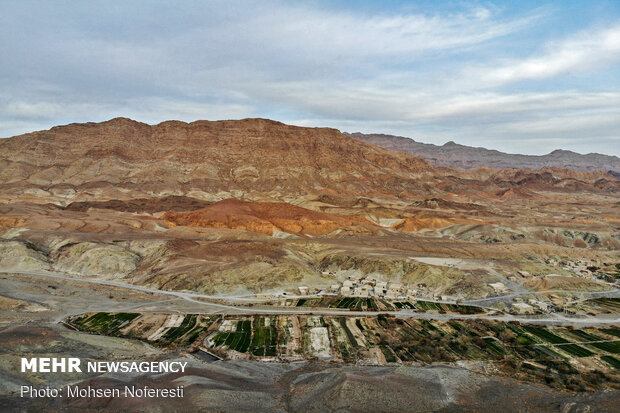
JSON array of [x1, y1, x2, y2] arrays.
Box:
[[1, 0, 619, 155]]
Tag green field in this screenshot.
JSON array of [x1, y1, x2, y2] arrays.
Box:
[[600, 328, 620, 338], [523, 326, 570, 344], [483, 337, 508, 357], [250, 317, 278, 356], [392, 301, 415, 309], [448, 304, 485, 314], [601, 355, 620, 369], [212, 319, 252, 353], [522, 326, 594, 357], [289, 297, 485, 314], [590, 298, 620, 311], [590, 341, 620, 354], [180, 316, 218, 346], [415, 301, 444, 311], [68, 312, 620, 393], [330, 297, 378, 310], [555, 343, 594, 357], [159, 315, 198, 344], [74, 312, 140, 336]]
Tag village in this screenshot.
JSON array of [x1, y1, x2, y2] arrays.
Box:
[[253, 257, 618, 316]]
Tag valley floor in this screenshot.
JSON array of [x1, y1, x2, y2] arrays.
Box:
[[1, 270, 619, 412]]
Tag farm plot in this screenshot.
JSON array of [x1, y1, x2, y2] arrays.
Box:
[[330, 297, 378, 310], [67, 311, 620, 392], [177, 315, 218, 346], [70, 312, 217, 348], [522, 326, 594, 358], [379, 345, 398, 363], [371, 317, 448, 363], [588, 340, 620, 354], [483, 338, 507, 357], [329, 317, 358, 360], [209, 319, 252, 353], [595, 298, 620, 309], [303, 316, 331, 358], [158, 314, 198, 345], [601, 355, 620, 369], [563, 329, 620, 354], [278, 316, 302, 358], [600, 328, 620, 338], [414, 301, 444, 311], [72, 312, 140, 336], [294, 298, 335, 307], [446, 304, 485, 314], [250, 317, 278, 357], [376, 299, 395, 310], [392, 301, 415, 309], [506, 323, 535, 345]]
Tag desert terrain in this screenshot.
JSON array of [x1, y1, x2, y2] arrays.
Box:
[[1, 118, 619, 411]]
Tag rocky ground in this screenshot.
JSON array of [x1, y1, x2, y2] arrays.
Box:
[[1, 118, 619, 411], [1, 319, 619, 412], [0, 272, 618, 412]]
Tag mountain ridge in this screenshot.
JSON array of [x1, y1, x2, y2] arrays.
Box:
[[1, 118, 617, 208], [348, 132, 620, 174]]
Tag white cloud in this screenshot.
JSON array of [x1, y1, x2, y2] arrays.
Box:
[[479, 24, 620, 85]]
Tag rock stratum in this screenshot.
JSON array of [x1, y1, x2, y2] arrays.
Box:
[[1, 118, 618, 207], [0, 117, 618, 296]]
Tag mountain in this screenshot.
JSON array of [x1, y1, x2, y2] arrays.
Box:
[[1, 118, 616, 209], [0, 118, 436, 205], [349, 133, 620, 175], [1, 118, 619, 296]]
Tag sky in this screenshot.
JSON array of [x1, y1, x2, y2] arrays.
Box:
[[1, 0, 619, 156]]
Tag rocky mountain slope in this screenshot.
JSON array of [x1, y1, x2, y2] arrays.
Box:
[[0, 118, 435, 205], [1, 118, 617, 208], [1, 118, 618, 295], [163, 198, 381, 237], [350, 132, 620, 174]]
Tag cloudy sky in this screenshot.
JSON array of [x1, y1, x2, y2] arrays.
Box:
[[1, 0, 619, 155]]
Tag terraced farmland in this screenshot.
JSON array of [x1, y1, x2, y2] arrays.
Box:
[[71, 312, 140, 336], [283, 297, 485, 314], [602, 355, 620, 369], [330, 297, 379, 310], [69, 313, 218, 347], [587, 297, 620, 313], [601, 328, 620, 338], [67, 313, 620, 391], [522, 325, 594, 357], [564, 329, 620, 354]]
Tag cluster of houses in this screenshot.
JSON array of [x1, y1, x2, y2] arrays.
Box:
[[296, 275, 451, 301], [545, 258, 601, 278], [333, 279, 406, 299], [511, 298, 551, 314], [273, 260, 608, 315]]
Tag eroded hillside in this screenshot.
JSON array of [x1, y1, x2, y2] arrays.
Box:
[[0, 118, 618, 299]]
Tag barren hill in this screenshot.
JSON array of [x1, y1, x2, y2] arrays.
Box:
[[164, 198, 379, 237], [0, 118, 436, 204], [2, 118, 617, 209], [0, 118, 619, 296], [349, 132, 620, 174]]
